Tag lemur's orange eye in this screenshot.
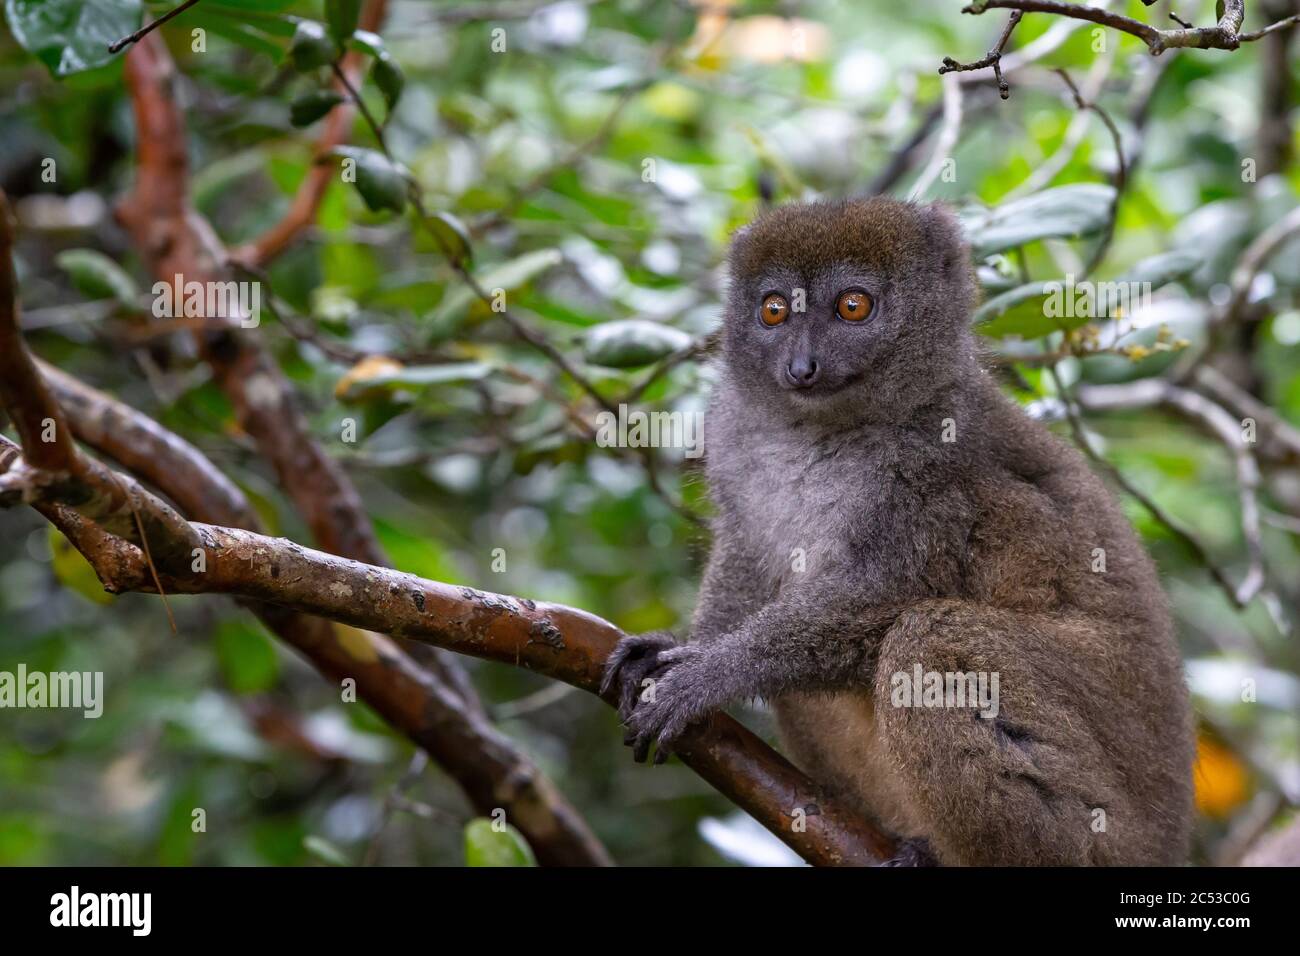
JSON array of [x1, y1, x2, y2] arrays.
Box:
[[836, 290, 873, 322], [760, 293, 790, 326]]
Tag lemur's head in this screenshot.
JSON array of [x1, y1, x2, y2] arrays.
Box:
[[723, 198, 978, 424]]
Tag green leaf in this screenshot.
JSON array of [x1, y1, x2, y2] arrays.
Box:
[[5, 0, 141, 76], [190, 2, 297, 61], [961, 184, 1116, 258], [423, 211, 473, 266], [303, 835, 351, 867], [336, 361, 494, 402], [334, 146, 409, 214], [977, 249, 1202, 340], [47, 527, 113, 605], [54, 249, 138, 306], [204, 0, 297, 10], [583, 319, 694, 368], [977, 263, 1019, 295], [371, 55, 404, 114], [194, 15, 285, 59], [288, 19, 337, 71], [290, 89, 344, 126], [1116, 250, 1200, 288], [426, 249, 563, 335], [373, 517, 463, 584], [214, 620, 280, 694], [324, 0, 361, 43], [974, 280, 1084, 339], [464, 819, 536, 867], [345, 28, 386, 58]]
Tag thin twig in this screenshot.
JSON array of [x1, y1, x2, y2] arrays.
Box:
[[622, 335, 711, 405], [364, 751, 431, 866], [108, 0, 204, 54], [330, 61, 385, 148], [1076, 379, 1269, 608], [1054, 68, 1126, 278], [1049, 366, 1246, 610], [939, 10, 1024, 98], [1006, 48, 1114, 199], [961, 0, 1292, 54], [1240, 13, 1300, 42], [470, 75, 657, 238], [128, 492, 177, 633], [991, 0, 1119, 73], [493, 682, 579, 721]]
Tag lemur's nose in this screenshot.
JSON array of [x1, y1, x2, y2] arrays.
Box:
[[785, 355, 821, 388]]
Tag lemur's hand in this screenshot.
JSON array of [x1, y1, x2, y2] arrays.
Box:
[[601, 632, 730, 764], [601, 630, 677, 720]]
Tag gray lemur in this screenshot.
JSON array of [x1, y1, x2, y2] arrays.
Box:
[[602, 198, 1195, 866]]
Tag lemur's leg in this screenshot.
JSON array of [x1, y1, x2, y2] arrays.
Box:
[[872, 599, 1178, 866]]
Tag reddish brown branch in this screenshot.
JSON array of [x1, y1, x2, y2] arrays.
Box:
[[4, 466, 894, 865], [3, 194, 891, 862], [0, 201, 75, 474], [25, 360, 898, 863], [118, 34, 388, 564], [105, 36, 609, 865], [0, 203, 194, 565], [32, 366, 609, 864]]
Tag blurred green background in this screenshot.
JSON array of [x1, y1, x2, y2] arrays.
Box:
[[0, 0, 1297, 866]]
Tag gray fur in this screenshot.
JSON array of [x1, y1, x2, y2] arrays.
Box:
[[603, 198, 1195, 866]]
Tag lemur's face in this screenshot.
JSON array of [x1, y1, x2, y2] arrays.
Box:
[[723, 198, 975, 423]]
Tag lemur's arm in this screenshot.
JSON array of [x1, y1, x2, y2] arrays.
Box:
[[689, 514, 770, 643], [603, 574, 905, 762]]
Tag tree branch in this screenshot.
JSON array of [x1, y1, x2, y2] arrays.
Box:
[[962, 0, 1292, 54], [108, 0, 204, 54], [1049, 366, 1253, 615], [1054, 67, 1126, 277], [11, 476, 895, 865], [40, 363, 614, 864], [0, 400, 895, 865], [88, 37, 621, 864], [939, 10, 1024, 98], [5, 180, 895, 865]]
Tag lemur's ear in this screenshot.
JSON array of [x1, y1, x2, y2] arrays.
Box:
[[917, 201, 971, 280]]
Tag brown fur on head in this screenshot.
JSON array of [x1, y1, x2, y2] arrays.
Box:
[[722, 198, 980, 426]]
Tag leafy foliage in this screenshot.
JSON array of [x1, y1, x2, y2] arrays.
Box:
[[0, 0, 1296, 867]]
